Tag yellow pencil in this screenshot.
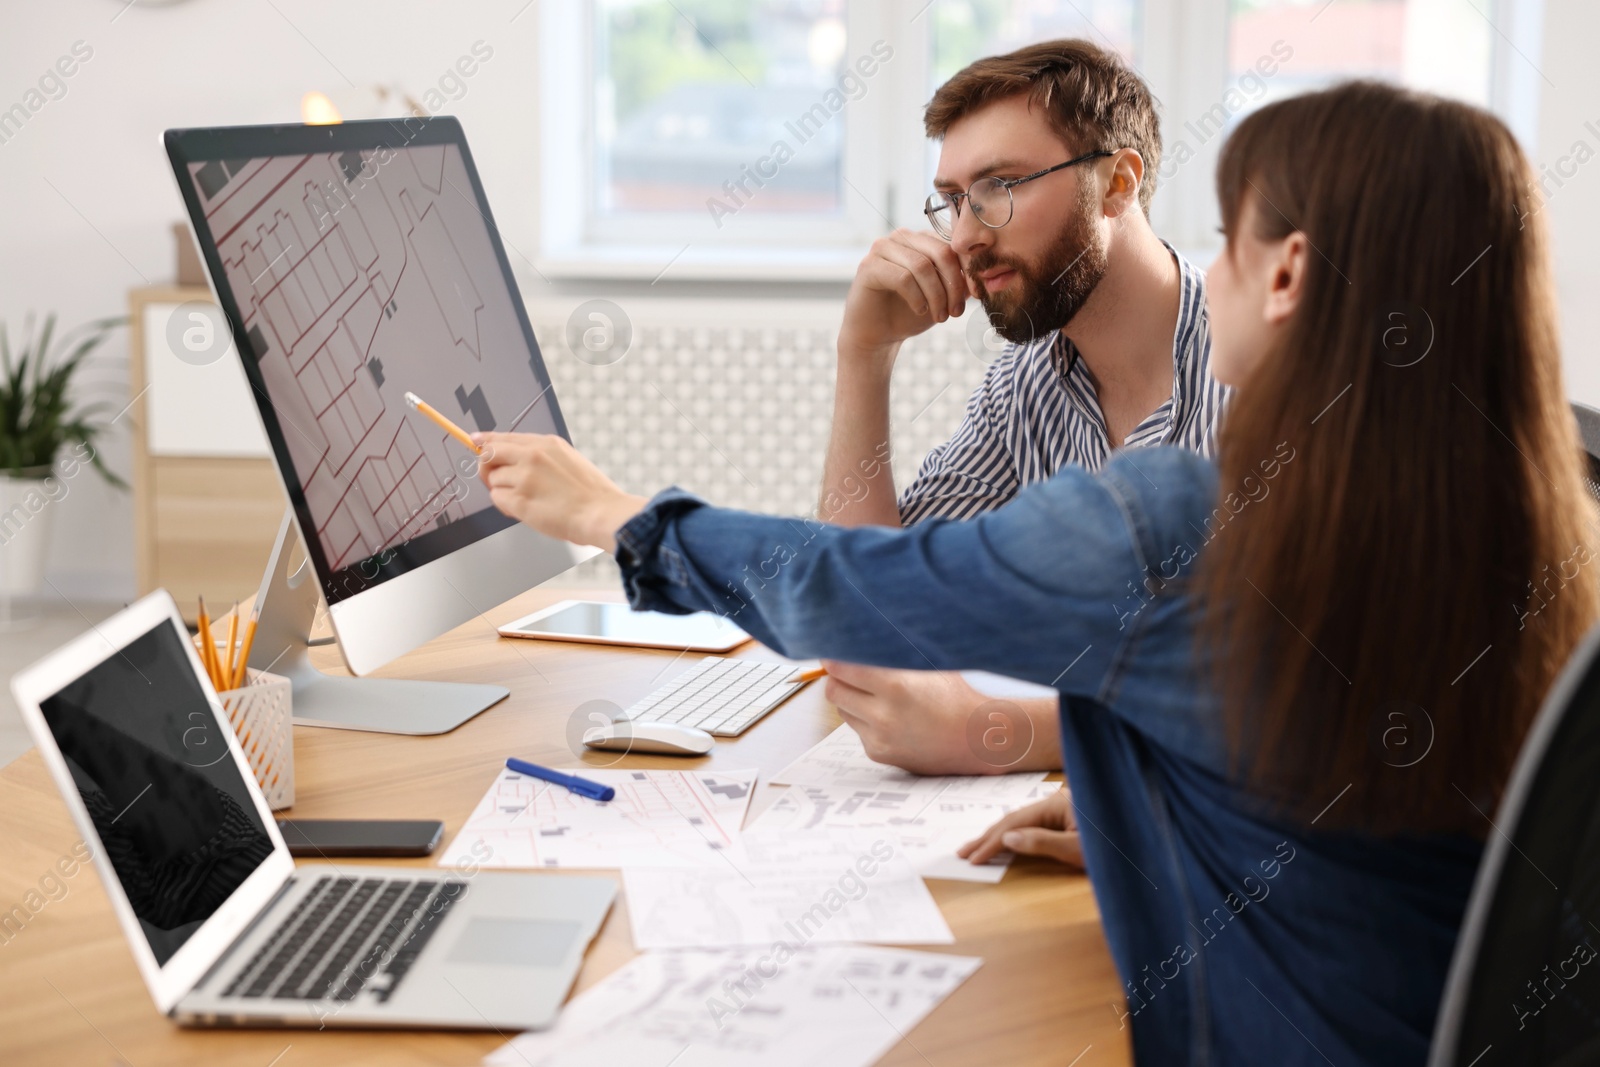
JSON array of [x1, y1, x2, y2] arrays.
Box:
[[222, 603, 240, 692], [233, 610, 259, 689], [197, 597, 220, 689], [404, 391, 482, 454], [795, 666, 827, 683]]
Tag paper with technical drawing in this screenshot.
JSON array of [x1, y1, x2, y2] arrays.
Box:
[[621, 830, 953, 950], [750, 778, 1061, 883], [437, 767, 757, 870], [483, 945, 982, 1067], [769, 723, 1049, 797]]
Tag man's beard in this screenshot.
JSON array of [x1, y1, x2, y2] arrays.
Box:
[[966, 187, 1108, 344]]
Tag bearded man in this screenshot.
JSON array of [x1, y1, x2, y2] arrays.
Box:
[[814, 38, 1228, 800]]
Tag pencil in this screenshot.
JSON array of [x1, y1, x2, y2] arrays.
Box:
[[222, 603, 240, 692], [404, 391, 482, 454], [795, 666, 827, 683], [233, 610, 259, 689], [197, 597, 219, 689]]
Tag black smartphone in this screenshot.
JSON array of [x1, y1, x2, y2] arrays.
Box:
[[275, 818, 444, 857]]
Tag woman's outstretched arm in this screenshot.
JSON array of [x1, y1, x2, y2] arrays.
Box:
[[475, 430, 1171, 697]]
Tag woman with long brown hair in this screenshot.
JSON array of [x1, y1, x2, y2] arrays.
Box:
[[472, 81, 1599, 1064]]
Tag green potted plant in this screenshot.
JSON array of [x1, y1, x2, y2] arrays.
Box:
[[0, 313, 126, 614]]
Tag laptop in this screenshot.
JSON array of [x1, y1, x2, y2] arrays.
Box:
[[8, 589, 615, 1030]]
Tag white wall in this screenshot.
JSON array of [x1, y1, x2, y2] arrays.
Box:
[[1536, 0, 1600, 409], [3, 0, 1598, 599]]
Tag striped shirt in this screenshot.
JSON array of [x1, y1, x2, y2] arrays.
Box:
[[899, 244, 1227, 524]]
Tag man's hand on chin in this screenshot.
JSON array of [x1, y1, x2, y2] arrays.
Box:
[[837, 228, 977, 369]]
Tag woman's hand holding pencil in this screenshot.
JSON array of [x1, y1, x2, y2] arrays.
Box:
[[405, 391, 482, 455]]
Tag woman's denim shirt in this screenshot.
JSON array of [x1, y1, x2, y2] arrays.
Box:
[[613, 446, 1482, 1066]]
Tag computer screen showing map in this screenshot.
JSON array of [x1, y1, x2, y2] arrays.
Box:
[[173, 125, 562, 603]]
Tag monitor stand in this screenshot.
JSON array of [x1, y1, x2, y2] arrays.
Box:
[[247, 510, 508, 735]]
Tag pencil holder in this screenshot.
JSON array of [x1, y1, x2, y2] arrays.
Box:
[[216, 669, 294, 811]]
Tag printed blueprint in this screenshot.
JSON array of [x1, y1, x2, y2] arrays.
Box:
[[485, 946, 982, 1067], [438, 767, 759, 870]]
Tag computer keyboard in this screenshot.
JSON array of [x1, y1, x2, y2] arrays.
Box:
[[221, 875, 466, 1003], [619, 657, 811, 737]]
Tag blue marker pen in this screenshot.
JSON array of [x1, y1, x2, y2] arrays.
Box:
[[505, 757, 616, 802]]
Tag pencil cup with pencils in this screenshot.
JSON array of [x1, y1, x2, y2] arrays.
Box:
[[194, 598, 293, 809], [217, 669, 295, 811]]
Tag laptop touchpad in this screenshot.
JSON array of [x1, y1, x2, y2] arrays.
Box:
[[446, 918, 581, 967]]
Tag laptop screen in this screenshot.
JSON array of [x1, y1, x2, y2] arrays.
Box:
[[38, 620, 273, 966]]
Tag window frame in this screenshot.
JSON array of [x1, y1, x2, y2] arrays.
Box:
[[536, 0, 1543, 280]]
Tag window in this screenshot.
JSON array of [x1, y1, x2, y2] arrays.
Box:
[[930, 1, 1139, 83], [1229, 0, 1492, 111], [594, 0, 848, 219], [540, 0, 894, 278], [538, 0, 1541, 278]]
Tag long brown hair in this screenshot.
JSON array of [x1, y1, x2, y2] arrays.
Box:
[[1199, 82, 1600, 835]]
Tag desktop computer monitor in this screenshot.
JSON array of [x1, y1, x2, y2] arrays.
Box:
[[164, 116, 594, 733]]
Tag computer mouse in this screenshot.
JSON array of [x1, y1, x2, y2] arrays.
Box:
[[582, 720, 716, 756]]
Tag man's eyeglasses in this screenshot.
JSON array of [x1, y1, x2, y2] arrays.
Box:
[[923, 149, 1115, 240]]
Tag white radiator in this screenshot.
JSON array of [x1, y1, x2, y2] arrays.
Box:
[[527, 297, 993, 586]]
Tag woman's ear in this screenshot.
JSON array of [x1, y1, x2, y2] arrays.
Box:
[[1103, 149, 1143, 219], [1262, 232, 1309, 324]]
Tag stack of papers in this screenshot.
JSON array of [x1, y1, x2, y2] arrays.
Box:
[[623, 830, 953, 950], [769, 723, 1049, 796], [762, 725, 1060, 882], [438, 767, 757, 870], [483, 945, 982, 1067], [441, 720, 1070, 1065]]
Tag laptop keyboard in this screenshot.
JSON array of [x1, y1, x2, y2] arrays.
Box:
[[220, 876, 466, 1003]]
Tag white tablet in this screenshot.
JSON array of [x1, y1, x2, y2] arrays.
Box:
[[497, 600, 751, 653]]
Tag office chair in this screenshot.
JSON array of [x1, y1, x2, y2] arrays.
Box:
[[1576, 401, 1600, 501], [1428, 621, 1600, 1066]]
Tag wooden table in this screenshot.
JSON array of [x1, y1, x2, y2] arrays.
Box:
[[0, 587, 1130, 1067]]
